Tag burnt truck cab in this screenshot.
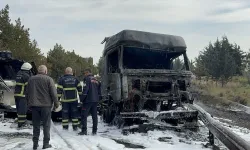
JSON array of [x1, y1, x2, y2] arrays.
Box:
[[101, 30, 197, 126]]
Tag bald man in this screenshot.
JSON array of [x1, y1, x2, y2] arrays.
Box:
[[26, 65, 59, 149], [57, 67, 82, 131]]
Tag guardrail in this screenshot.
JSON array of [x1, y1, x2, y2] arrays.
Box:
[[186, 104, 250, 150]]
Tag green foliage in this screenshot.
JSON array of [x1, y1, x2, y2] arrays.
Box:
[[97, 56, 104, 76], [194, 36, 245, 86], [172, 58, 184, 70], [193, 55, 207, 78], [47, 43, 97, 80], [193, 77, 250, 106], [189, 59, 195, 72], [0, 5, 44, 65], [0, 5, 98, 80]]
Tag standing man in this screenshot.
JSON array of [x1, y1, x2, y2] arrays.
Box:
[[26, 65, 59, 150], [57, 67, 82, 131], [79, 68, 101, 135], [14, 62, 32, 128]]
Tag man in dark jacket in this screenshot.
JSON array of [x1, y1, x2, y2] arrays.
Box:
[[26, 65, 59, 150], [57, 67, 82, 131], [14, 62, 32, 128], [78, 68, 101, 135]]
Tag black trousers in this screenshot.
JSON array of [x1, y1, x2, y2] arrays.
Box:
[[61, 101, 79, 128], [81, 102, 98, 132], [31, 107, 51, 145], [15, 97, 27, 126]]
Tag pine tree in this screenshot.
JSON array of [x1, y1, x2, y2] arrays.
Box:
[[194, 36, 243, 86]]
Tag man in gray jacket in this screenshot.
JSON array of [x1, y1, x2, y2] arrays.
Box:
[[26, 65, 59, 150]]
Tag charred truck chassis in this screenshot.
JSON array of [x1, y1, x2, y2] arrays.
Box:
[[100, 30, 198, 129]]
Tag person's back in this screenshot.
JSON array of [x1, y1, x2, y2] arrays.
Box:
[[79, 69, 101, 135], [14, 63, 32, 128], [26, 65, 59, 150], [27, 74, 56, 107], [83, 75, 101, 103], [57, 67, 82, 131], [58, 74, 81, 102], [14, 70, 30, 97]]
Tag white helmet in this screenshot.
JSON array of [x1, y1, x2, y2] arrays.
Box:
[[21, 62, 32, 70]]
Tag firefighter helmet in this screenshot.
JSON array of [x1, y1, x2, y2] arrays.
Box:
[[21, 62, 32, 71]]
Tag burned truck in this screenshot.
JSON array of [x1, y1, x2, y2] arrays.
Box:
[[100, 30, 198, 128]]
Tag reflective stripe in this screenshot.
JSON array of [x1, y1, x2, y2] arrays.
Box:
[[62, 120, 68, 123], [72, 119, 78, 122], [62, 123, 68, 126], [61, 86, 77, 101], [78, 92, 82, 95], [18, 120, 26, 123], [72, 122, 79, 125], [57, 85, 63, 89], [16, 82, 25, 86], [63, 87, 77, 90], [61, 99, 78, 102], [14, 82, 28, 97], [18, 115, 26, 117], [57, 94, 62, 97], [14, 94, 25, 97], [77, 83, 81, 87], [15, 82, 27, 97], [16, 82, 28, 85]]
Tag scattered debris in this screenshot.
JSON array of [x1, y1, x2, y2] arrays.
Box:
[[112, 139, 146, 149], [158, 136, 173, 143], [0, 131, 32, 139]]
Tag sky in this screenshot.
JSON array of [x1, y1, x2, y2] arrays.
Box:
[[1, 0, 250, 64]]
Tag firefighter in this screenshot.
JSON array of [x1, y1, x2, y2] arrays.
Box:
[[14, 62, 32, 128], [57, 67, 82, 131], [78, 68, 101, 135]]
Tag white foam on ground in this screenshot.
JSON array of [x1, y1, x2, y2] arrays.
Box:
[[0, 117, 211, 150], [213, 117, 250, 142]]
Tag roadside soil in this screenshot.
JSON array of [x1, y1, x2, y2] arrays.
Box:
[[192, 86, 250, 130]]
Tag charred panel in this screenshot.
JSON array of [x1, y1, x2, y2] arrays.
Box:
[[146, 81, 172, 93]]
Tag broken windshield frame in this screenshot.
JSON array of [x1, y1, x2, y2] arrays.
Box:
[[122, 46, 188, 70]]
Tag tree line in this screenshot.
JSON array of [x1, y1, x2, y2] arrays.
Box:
[[2, 4, 250, 85], [0, 5, 97, 80], [193, 36, 249, 86]]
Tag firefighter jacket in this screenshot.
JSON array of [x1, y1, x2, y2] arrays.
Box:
[[14, 70, 31, 98], [57, 74, 82, 102], [82, 75, 101, 103]]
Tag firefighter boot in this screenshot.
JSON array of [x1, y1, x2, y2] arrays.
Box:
[[78, 130, 87, 135], [92, 129, 97, 135], [33, 143, 39, 150], [63, 125, 68, 130], [73, 126, 78, 131]]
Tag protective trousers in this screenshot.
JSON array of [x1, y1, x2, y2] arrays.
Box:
[[81, 102, 98, 133], [15, 97, 27, 127], [61, 101, 79, 129]]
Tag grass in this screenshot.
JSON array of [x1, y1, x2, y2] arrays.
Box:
[[193, 76, 250, 106]]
